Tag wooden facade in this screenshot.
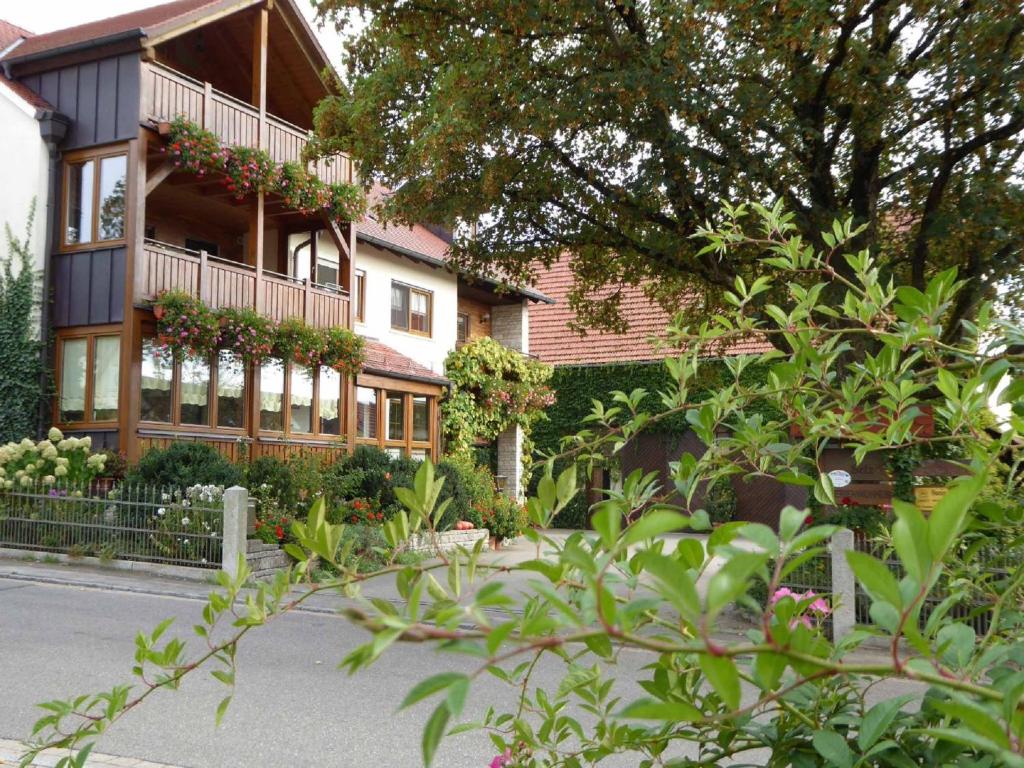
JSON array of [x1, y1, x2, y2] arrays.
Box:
[[7, 1, 449, 465]]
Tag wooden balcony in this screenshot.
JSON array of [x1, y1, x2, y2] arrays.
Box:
[[141, 61, 354, 187], [139, 240, 350, 329]]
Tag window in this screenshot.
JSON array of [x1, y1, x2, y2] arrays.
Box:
[[63, 150, 127, 248], [180, 355, 211, 426], [456, 313, 469, 344], [356, 387, 377, 438], [354, 270, 366, 323], [412, 396, 430, 442], [258, 360, 344, 438], [358, 387, 434, 457], [390, 282, 432, 335], [259, 359, 286, 431], [140, 338, 173, 423], [386, 392, 406, 441], [216, 351, 245, 428], [319, 366, 342, 435], [59, 339, 87, 422], [140, 339, 245, 429], [58, 334, 121, 424], [290, 366, 314, 433]]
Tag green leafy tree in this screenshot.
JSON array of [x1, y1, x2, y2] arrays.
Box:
[[0, 204, 45, 443], [19, 207, 1024, 767], [313, 1, 1024, 338]]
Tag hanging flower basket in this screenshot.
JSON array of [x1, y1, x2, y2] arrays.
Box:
[[222, 146, 276, 198], [321, 327, 365, 376], [152, 290, 220, 359], [274, 317, 325, 369], [217, 307, 275, 364]]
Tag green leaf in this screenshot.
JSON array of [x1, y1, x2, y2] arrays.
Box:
[[400, 673, 467, 710], [215, 695, 232, 726], [812, 730, 853, 768], [927, 472, 986, 560], [618, 698, 702, 721], [858, 696, 912, 751], [422, 702, 450, 767], [643, 554, 700, 621], [699, 655, 740, 710], [623, 510, 690, 546], [891, 500, 931, 583], [846, 550, 902, 608]]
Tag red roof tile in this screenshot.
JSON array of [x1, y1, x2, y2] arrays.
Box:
[[528, 255, 769, 366], [362, 340, 448, 385], [0, 73, 53, 109], [0, 19, 31, 52], [5, 0, 249, 60]]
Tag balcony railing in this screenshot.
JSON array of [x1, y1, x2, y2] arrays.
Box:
[[139, 240, 350, 329], [142, 62, 354, 187]]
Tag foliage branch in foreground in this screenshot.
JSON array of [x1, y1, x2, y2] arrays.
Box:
[[21, 203, 1024, 767]]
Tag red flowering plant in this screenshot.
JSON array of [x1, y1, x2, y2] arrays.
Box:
[[251, 483, 293, 545], [341, 498, 386, 526], [222, 146, 276, 198], [328, 181, 368, 222], [274, 162, 332, 215], [152, 290, 220, 359], [274, 318, 325, 369], [321, 327, 365, 376], [217, 307, 275, 364], [164, 116, 225, 176]]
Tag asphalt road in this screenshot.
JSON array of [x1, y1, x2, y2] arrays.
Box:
[[0, 574, 658, 767]]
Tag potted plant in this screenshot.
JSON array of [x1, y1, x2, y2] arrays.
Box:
[[153, 290, 219, 359], [274, 318, 325, 369], [321, 327, 365, 376], [217, 307, 275, 364]]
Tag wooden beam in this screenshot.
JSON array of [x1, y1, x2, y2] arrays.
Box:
[[144, 160, 177, 196], [252, 5, 269, 148], [320, 212, 351, 261], [249, 191, 265, 312]]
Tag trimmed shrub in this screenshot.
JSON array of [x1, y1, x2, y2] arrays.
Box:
[[125, 441, 243, 489], [704, 478, 738, 525]]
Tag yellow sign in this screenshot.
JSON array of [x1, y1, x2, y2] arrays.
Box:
[[914, 486, 947, 513]]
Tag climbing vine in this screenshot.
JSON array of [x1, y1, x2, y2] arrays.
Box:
[[441, 338, 554, 474], [153, 291, 365, 375], [0, 204, 46, 443], [164, 116, 365, 222]]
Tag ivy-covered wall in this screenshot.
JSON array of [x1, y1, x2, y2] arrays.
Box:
[[532, 359, 776, 528]]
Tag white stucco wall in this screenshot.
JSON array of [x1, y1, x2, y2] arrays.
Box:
[[0, 81, 47, 280], [355, 243, 458, 373]]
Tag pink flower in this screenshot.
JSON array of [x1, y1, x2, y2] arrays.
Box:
[[489, 750, 513, 768], [769, 587, 796, 605]]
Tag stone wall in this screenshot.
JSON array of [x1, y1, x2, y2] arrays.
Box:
[[490, 301, 529, 353], [406, 528, 490, 555], [246, 539, 290, 580]]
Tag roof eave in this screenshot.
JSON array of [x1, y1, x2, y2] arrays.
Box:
[[357, 231, 554, 305], [2, 28, 145, 68]]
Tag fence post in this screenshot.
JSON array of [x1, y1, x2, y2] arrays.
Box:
[[222, 486, 248, 578], [830, 529, 856, 641]]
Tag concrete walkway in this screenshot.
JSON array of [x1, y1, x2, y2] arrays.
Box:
[[0, 739, 182, 768]]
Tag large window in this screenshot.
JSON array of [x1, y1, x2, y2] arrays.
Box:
[[258, 359, 344, 438], [141, 340, 245, 430], [356, 385, 434, 458], [57, 333, 120, 424], [63, 150, 127, 248], [390, 281, 432, 336]]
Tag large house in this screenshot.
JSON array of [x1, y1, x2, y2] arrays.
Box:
[[0, 0, 548, 493]]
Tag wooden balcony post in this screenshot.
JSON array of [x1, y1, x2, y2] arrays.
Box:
[[249, 192, 265, 312], [202, 81, 213, 130], [198, 249, 209, 303], [303, 278, 313, 324], [252, 5, 269, 148]]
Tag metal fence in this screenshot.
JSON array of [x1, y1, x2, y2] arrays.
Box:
[[776, 530, 1019, 640], [0, 483, 224, 568]]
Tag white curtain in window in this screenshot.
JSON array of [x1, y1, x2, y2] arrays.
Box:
[[259, 360, 285, 412], [60, 339, 87, 413], [92, 337, 120, 412], [180, 356, 210, 406], [319, 367, 340, 420]]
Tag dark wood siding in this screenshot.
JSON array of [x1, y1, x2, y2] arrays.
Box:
[[19, 54, 140, 149], [64, 429, 120, 452], [52, 248, 126, 328]]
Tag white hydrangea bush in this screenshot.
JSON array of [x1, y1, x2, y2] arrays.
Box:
[[0, 428, 107, 490]]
